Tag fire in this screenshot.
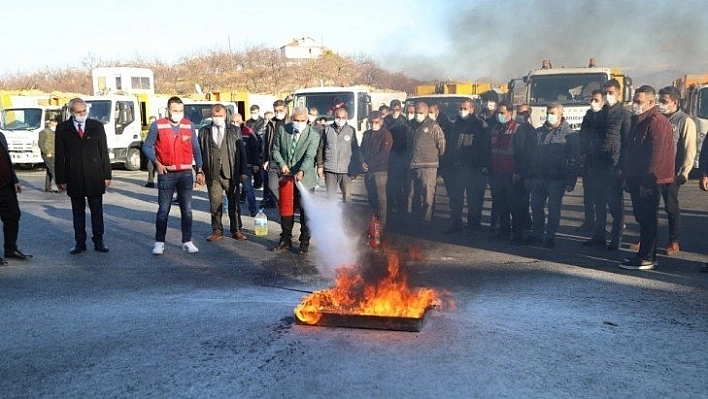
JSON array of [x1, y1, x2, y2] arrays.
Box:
[[294, 248, 444, 325]]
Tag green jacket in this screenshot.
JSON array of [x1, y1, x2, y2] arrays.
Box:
[[271, 123, 320, 190], [38, 127, 56, 156]]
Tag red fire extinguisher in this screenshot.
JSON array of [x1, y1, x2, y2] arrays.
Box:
[[368, 213, 382, 248], [279, 175, 295, 217]]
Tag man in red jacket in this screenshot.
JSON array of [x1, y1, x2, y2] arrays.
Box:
[[620, 86, 675, 270]]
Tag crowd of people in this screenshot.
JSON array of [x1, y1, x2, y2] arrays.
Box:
[[0, 86, 706, 272]]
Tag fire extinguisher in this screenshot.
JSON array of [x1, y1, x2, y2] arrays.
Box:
[[368, 213, 381, 248], [279, 175, 295, 217]]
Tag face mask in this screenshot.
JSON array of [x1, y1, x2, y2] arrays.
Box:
[[604, 94, 618, 107], [74, 114, 88, 123], [459, 110, 470, 119], [49, 126, 56, 132], [212, 117, 225, 127], [170, 112, 183, 123], [546, 113, 558, 126], [514, 115, 526, 123], [407, 113, 415, 121], [658, 103, 670, 114], [486, 102, 497, 111], [372, 123, 382, 131], [308, 115, 317, 123], [497, 114, 508, 124], [293, 122, 308, 132], [275, 112, 286, 120], [428, 113, 436, 120], [631, 103, 646, 116], [393, 111, 401, 118], [415, 113, 426, 123], [335, 119, 346, 127], [250, 113, 259, 121], [590, 102, 603, 113]]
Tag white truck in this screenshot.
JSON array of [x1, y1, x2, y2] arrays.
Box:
[[508, 59, 633, 130], [291, 86, 406, 144], [673, 75, 708, 169], [0, 105, 63, 166]]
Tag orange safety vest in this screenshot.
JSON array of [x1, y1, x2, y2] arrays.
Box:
[[155, 118, 194, 171]]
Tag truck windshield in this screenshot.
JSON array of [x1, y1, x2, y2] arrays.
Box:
[[183, 104, 236, 130], [529, 73, 607, 106], [85, 100, 112, 124], [293, 92, 355, 120], [406, 96, 473, 121], [0, 109, 43, 130], [697, 88, 708, 119]]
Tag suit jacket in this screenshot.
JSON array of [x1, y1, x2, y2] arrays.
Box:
[[55, 117, 112, 197], [0, 133, 19, 184], [197, 123, 247, 185], [271, 123, 320, 190]]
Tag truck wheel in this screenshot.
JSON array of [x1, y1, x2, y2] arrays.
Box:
[[124, 148, 141, 171]]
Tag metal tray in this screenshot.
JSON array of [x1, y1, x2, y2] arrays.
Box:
[[296, 307, 433, 332]]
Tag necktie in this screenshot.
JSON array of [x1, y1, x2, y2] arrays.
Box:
[[216, 127, 223, 147], [77, 123, 84, 139], [290, 132, 299, 160]]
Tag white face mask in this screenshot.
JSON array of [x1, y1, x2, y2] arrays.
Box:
[[604, 94, 618, 107], [74, 114, 88, 123], [459, 110, 470, 119], [335, 118, 346, 127], [415, 113, 426, 123], [590, 101, 603, 113], [546, 113, 559, 126], [293, 122, 307, 132], [428, 113, 436, 120], [308, 115, 317, 123], [631, 103, 647, 116], [407, 113, 415, 121], [250, 113, 259, 121], [275, 112, 286, 120], [658, 103, 670, 114], [49, 125, 56, 132], [212, 117, 226, 127], [170, 112, 183, 123], [393, 111, 401, 118], [372, 123, 382, 131]]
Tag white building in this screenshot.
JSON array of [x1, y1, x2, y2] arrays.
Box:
[[279, 37, 323, 60]]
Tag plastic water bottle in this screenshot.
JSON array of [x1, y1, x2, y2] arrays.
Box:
[[254, 209, 268, 236]]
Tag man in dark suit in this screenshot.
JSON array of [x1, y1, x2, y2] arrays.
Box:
[[0, 132, 32, 265], [55, 98, 112, 254], [197, 104, 248, 242]]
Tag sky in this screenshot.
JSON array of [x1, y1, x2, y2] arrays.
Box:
[[3, 0, 708, 87]]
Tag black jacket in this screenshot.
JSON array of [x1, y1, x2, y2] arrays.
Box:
[[197, 123, 247, 184], [263, 117, 287, 165], [55, 117, 112, 197], [531, 119, 579, 188], [594, 103, 630, 171], [444, 114, 489, 169]]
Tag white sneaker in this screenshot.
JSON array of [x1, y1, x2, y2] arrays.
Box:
[[152, 242, 165, 255], [182, 241, 199, 253]]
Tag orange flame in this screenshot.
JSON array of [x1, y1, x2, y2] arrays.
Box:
[[294, 249, 448, 325]]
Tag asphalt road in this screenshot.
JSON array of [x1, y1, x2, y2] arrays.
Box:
[[1, 168, 706, 398]]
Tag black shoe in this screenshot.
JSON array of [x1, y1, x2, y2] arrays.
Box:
[[489, 231, 511, 241], [70, 244, 87, 255], [582, 236, 606, 246], [575, 223, 595, 233], [0, 257, 7, 266], [607, 240, 620, 251], [298, 244, 309, 255], [543, 238, 556, 249], [443, 226, 462, 235], [94, 242, 109, 253], [619, 257, 655, 270], [5, 249, 32, 260], [510, 237, 524, 246], [144, 182, 155, 188], [522, 236, 539, 246], [272, 241, 292, 252]]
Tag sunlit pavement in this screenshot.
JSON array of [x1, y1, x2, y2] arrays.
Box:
[[1, 168, 706, 397]]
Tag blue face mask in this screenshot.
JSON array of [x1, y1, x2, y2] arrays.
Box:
[[497, 114, 508, 124], [546, 114, 558, 126]]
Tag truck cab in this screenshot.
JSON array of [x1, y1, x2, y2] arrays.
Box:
[[291, 86, 372, 144], [509, 59, 632, 130], [76, 95, 143, 170], [181, 100, 238, 134], [0, 106, 63, 166], [682, 84, 708, 169]]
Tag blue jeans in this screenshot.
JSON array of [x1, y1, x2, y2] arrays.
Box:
[[155, 170, 193, 243], [242, 167, 257, 215], [531, 179, 566, 241]]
